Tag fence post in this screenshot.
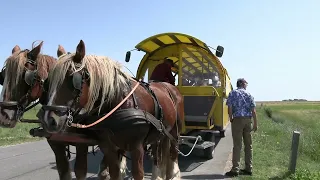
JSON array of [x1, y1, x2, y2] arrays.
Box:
[[289, 130, 300, 173]]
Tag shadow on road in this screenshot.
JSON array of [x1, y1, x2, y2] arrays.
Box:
[[49, 136, 223, 178], [182, 174, 228, 179]]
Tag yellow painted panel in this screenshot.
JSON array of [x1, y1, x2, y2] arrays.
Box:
[[157, 35, 176, 44], [194, 39, 205, 48], [213, 97, 223, 127], [140, 41, 160, 52], [177, 86, 221, 96], [225, 75, 232, 97], [192, 51, 202, 57], [176, 35, 192, 43], [222, 99, 230, 128]]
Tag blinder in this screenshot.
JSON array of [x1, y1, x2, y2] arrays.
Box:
[[72, 72, 83, 91], [42, 105, 70, 116], [71, 69, 90, 91], [40, 68, 90, 132], [24, 70, 37, 86]]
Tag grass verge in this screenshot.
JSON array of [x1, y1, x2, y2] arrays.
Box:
[[234, 101, 320, 180]]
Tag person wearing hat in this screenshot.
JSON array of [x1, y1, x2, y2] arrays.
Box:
[[149, 57, 175, 85], [225, 78, 258, 177]]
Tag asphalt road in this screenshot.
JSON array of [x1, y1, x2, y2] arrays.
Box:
[[0, 124, 232, 180]]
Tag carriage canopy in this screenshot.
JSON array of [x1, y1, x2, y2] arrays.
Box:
[[127, 32, 232, 135], [134, 32, 231, 94]]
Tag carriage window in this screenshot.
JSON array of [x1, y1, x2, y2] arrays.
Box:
[[180, 47, 221, 87]]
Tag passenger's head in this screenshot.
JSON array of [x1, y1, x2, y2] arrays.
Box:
[[164, 57, 174, 67], [236, 78, 248, 89]]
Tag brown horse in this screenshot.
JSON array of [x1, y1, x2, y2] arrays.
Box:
[[40, 40, 184, 180], [0, 42, 55, 125], [0, 42, 99, 180]]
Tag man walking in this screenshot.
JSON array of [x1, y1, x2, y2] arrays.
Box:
[[225, 78, 258, 177]]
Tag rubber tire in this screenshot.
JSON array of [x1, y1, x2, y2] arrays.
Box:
[[202, 132, 215, 159], [219, 130, 226, 138]]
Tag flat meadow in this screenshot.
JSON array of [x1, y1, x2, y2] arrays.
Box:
[[236, 101, 320, 180]]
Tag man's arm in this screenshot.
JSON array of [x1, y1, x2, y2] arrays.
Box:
[[226, 92, 233, 122], [250, 95, 258, 131]]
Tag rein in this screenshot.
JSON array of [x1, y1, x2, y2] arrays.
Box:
[[70, 78, 141, 129]]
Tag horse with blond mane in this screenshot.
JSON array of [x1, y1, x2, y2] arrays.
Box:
[[40, 40, 184, 180], [0, 42, 110, 180]]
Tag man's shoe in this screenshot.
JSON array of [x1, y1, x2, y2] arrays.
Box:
[[225, 170, 239, 177], [240, 169, 252, 176]]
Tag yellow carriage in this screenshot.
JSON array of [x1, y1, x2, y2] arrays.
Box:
[[125, 32, 233, 159]]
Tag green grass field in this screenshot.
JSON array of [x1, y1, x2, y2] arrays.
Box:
[[0, 105, 43, 146], [236, 101, 320, 180]]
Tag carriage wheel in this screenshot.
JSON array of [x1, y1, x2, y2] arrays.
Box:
[[202, 132, 215, 159], [219, 130, 226, 138]]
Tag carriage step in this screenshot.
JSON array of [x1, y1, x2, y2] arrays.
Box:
[[179, 135, 215, 149], [181, 140, 214, 149]]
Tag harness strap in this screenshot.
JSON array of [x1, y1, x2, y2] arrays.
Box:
[[70, 78, 141, 128], [139, 82, 163, 120], [158, 82, 179, 143]]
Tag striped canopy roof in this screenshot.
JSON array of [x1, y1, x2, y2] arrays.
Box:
[[135, 32, 228, 82]]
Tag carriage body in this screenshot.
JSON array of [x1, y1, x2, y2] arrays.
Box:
[[127, 32, 232, 159]]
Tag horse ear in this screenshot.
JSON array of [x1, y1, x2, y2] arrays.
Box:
[[57, 45, 66, 57], [73, 40, 85, 63], [29, 41, 44, 58], [12, 45, 21, 54]]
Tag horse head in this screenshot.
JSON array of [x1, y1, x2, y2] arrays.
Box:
[[0, 41, 57, 128], [41, 40, 131, 133]]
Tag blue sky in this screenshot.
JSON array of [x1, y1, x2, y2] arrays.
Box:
[[0, 0, 318, 101]]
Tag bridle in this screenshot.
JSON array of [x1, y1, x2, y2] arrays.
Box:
[[0, 49, 45, 118], [41, 64, 90, 131], [41, 63, 138, 132]]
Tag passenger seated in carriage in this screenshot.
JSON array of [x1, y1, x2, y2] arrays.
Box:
[[150, 57, 175, 85]]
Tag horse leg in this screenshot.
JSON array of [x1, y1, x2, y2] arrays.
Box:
[[165, 132, 181, 180], [131, 144, 145, 180], [151, 137, 170, 180], [74, 144, 88, 180], [47, 140, 72, 180], [98, 154, 126, 180], [119, 152, 127, 179], [99, 144, 126, 180], [98, 155, 110, 180]]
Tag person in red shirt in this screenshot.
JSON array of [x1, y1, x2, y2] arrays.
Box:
[[150, 58, 175, 85]]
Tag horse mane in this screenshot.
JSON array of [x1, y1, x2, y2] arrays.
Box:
[[2, 51, 56, 98], [48, 53, 132, 113]]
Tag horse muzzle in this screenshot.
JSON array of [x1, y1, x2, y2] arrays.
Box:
[[40, 105, 71, 133], [0, 101, 22, 128]]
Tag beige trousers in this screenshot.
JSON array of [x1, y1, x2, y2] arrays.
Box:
[[231, 117, 253, 172]]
